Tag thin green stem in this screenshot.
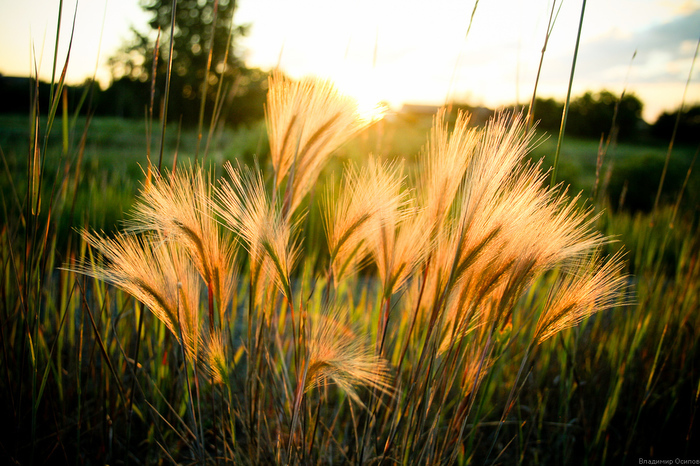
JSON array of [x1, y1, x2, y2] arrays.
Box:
[[551, 0, 587, 188], [652, 36, 700, 216], [158, 0, 177, 173]]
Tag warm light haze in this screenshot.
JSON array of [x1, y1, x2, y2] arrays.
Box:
[[1, 0, 698, 122]]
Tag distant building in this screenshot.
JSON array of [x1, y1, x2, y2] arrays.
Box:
[[398, 102, 495, 127], [399, 103, 441, 116]]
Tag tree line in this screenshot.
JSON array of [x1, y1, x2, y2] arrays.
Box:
[[1, 0, 698, 143], [523, 92, 699, 144], [2, 72, 697, 143]]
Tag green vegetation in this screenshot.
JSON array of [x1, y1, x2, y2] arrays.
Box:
[[2, 72, 699, 464], [1, 2, 699, 465]]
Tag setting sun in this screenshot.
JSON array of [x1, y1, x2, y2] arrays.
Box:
[[1, 0, 698, 121], [331, 67, 389, 121]]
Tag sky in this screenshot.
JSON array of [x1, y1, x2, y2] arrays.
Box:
[[1, 0, 698, 122]]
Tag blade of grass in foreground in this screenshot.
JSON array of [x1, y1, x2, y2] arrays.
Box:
[[652, 35, 700, 216], [444, 0, 481, 107], [158, 0, 178, 172], [195, 0, 219, 164], [203, 10, 239, 163], [146, 28, 161, 185], [551, 0, 587, 188], [526, 0, 562, 131]]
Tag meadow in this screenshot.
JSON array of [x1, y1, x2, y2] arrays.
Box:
[[1, 84, 699, 465], [1, 5, 700, 464]]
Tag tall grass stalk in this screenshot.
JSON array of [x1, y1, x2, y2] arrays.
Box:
[[526, 0, 562, 131], [203, 12, 239, 163], [195, 0, 219, 164], [444, 0, 481, 107], [652, 35, 700, 216], [551, 0, 587, 188], [158, 0, 177, 172], [145, 28, 161, 185], [591, 50, 637, 203]]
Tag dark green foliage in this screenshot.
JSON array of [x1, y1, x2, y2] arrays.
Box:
[[95, 77, 151, 119], [607, 152, 700, 212], [221, 67, 267, 126], [107, 0, 266, 127], [566, 90, 644, 141], [651, 104, 700, 144], [531, 97, 564, 133]]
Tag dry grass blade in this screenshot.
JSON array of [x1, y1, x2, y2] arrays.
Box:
[[304, 309, 392, 407], [74, 231, 202, 360], [158, 0, 178, 172], [266, 72, 383, 213], [128, 165, 237, 318]]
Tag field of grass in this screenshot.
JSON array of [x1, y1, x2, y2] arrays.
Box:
[[3, 111, 696, 237], [1, 3, 700, 462], [1, 75, 699, 466]]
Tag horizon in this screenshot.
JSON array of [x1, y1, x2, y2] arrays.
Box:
[[0, 73, 679, 126], [0, 0, 698, 123]]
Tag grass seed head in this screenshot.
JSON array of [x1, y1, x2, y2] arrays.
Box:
[[535, 251, 629, 343], [205, 330, 229, 386], [127, 165, 237, 315], [76, 231, 202, 360], [305, 308, 391, 407], [217, 162, 298, 300], [419, 109, 479, 233], [266, 72, 383, 213], [323, 157, 408, 285]]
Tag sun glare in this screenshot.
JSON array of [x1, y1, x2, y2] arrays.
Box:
[[355, 97, 388, 123], [331, 68, 388, 122]]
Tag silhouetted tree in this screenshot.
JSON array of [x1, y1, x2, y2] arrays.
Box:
[[108, 0, 264, 126], [566, 90, 643, 141], [530, 97, 564, 133], [651, 104, 700, 144], [95, 77, 150, 119]]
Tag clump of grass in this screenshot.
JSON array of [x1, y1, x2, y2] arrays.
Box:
[[7, 1, 700, 463], [67, 73, 630, 463], [126, 165, 237, 330], [75, 230, 202, 361]]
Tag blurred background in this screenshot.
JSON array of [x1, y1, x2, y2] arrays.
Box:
[[0, 0, 699, 227], [1, 0, 698, 123]]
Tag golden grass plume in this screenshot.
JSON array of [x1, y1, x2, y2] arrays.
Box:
[[266, 72, 383, 213], [127, 165, 237, 319], [322, 156, 409, 286], [75, 231, 202, 360], [304, 308, 392, 406]]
